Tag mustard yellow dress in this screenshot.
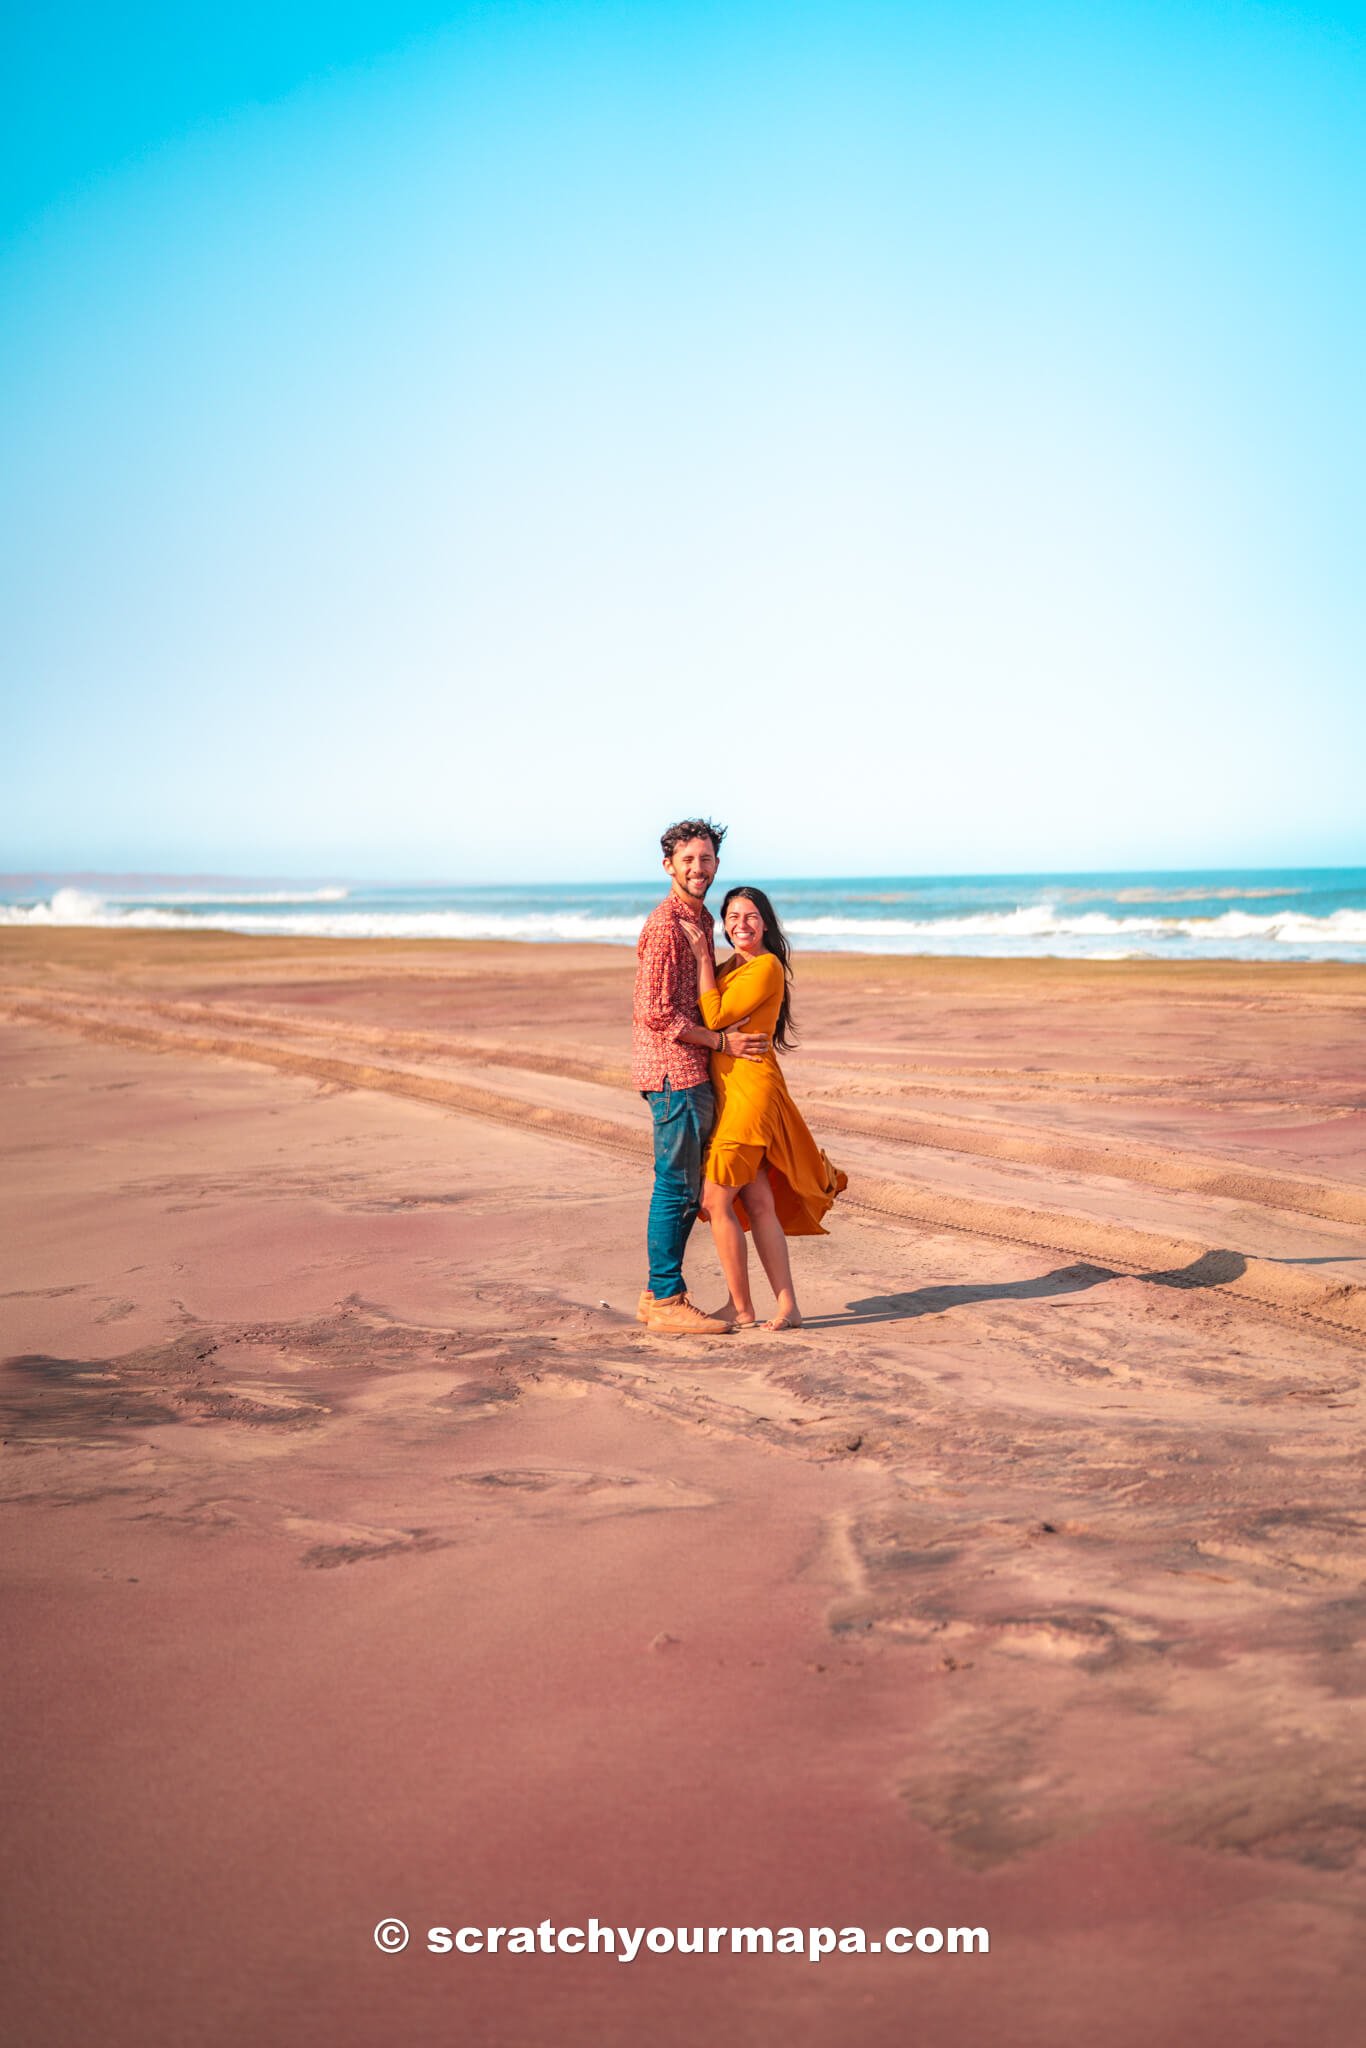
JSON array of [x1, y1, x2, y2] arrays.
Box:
[[699, 953, 846, 1237]]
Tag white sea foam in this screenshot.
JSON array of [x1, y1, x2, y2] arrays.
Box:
[[114, 886, 351, 905], [2, 892, 1364, 954], [786, 905, 1366, 944], [3, 886, 112, 925], [208, 911, 649, 942], [0, 896, 645, 943]]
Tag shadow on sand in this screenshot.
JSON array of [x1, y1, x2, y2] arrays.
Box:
[[803, 1249, 1250, 1331]]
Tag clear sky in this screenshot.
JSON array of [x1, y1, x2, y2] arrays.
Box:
[[3, 1, 1363, 881]]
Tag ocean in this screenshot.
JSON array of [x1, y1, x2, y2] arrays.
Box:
[[3, 869, 1365, 960]]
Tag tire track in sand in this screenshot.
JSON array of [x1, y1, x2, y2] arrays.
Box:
[[6, 996, 1365, 1347], [8, 985, 1364, 1228]]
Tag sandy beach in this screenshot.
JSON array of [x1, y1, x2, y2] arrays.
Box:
[[2, 930, 1364, 2047]]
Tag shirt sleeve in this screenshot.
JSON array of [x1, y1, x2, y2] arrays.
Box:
[[699, 954, 782, 1029], [634, 918, 697, 1042]]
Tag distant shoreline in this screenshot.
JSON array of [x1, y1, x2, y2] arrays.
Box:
[[5, 868, 1365, 961]]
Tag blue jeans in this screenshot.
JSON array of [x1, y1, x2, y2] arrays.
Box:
[[643, 1080, 715, 1301]]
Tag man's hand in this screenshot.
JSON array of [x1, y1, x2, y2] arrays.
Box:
[[722, 1018, 769, 1062]]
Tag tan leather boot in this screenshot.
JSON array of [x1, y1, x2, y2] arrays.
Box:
[[645, 1295, 733, 1336], [636, 1290, 654, 1323]]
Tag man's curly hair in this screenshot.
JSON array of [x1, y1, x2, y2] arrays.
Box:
[[660, 818, 727, 860]]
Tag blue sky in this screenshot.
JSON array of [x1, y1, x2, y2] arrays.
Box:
[[3, 1, 1363, 880]]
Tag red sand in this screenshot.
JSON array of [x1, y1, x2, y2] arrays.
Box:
[[2, 934, 1364, 2046]]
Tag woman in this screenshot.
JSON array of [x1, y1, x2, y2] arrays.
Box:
[[681, 887, 845, 1331]]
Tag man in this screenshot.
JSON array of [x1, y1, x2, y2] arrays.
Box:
[[632, 819, 768, 1335]]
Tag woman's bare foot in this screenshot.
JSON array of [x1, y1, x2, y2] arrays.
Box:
[[707, 1297, 757, 1328], [763, 1301, 803, 1331]]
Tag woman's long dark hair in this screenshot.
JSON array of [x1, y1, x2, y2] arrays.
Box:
[[720, 886, 796, 1052]]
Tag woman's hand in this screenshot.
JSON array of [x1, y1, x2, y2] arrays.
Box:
[[680, 917, 718, 995]]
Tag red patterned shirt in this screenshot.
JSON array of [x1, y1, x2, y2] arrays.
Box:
[[632, 892, 716, 1090]]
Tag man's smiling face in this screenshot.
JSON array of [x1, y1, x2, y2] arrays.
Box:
[[663, 835, 718, 904]]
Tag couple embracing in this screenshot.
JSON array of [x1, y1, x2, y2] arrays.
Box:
[[632, 818, 846, 1336]]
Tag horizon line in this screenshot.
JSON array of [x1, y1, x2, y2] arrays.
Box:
[[3, 862, 1365, 890]]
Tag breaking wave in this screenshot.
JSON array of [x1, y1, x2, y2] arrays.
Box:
[[0, 890, 643, 943], [783, 906, 1366, 945], [2, 887, 1364, 956], [114, 886, 351, 905]]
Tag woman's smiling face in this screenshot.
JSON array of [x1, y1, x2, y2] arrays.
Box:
[[724, 896, 765, 955]]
